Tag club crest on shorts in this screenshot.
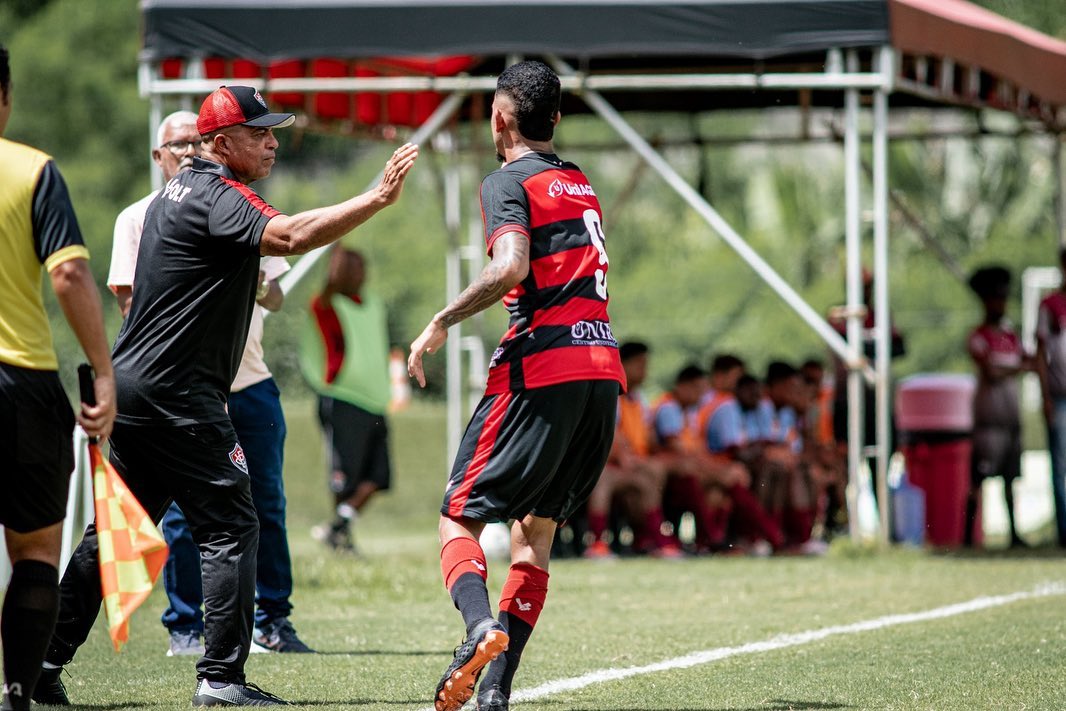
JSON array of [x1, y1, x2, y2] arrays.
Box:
[[229, 443, 249, 474]]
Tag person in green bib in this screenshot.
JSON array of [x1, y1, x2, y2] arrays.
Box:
[[301, 247, 391, 553]]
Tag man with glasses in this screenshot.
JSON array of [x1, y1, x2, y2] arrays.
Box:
[[106, 111, 312, 659], [108, 110, 201, 316]]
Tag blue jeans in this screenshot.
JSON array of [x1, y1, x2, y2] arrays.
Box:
[[1045, 397, 1066, 547], [161, 377, 293, 631]]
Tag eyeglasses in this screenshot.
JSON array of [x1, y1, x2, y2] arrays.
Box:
[[161, 139, 203, 155]]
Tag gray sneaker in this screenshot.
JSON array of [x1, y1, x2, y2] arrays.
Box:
[[191, 679, 288, 707], [252, 618, 314, 654], [168, 629, 206, 657]]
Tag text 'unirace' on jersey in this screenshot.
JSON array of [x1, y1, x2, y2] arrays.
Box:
[[547, 178, 596, 199]]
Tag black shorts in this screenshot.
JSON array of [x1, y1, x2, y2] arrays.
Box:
[[442, 379, 620, 524], [971, 424, 1022, 484], [0, 362, 75, 533], [317, 397, 391, 494]]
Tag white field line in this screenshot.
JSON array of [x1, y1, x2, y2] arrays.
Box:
[[423, 581, 1066, 710]]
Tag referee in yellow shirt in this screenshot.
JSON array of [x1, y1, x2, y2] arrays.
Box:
[[0, 44, 114, 711]]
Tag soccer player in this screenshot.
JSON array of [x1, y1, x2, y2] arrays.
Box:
[[585, 341, 681, 559], [408, 61, 625, 711], [36, 85, 417, 707], [0, 43, 116, 711]]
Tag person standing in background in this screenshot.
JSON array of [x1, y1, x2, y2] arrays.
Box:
[[1034, 249, 1066, 548], [302, 247, 392, 555], [967, 266, 1029, 548]]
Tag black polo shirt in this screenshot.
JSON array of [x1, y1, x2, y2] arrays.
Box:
[[112, 157, 281, 426]]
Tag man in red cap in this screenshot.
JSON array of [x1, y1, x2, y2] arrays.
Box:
[[35, 86, 418, 708]]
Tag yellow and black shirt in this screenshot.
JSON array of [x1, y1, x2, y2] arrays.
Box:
[[0, 137, 89, 371]]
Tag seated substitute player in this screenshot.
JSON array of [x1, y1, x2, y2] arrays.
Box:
[[407, 61, 626, 711], [757, 361, 825, 552], [0, 43, 115, 711], [696, 373, 785, 553], [584, 342, 682, 559], [654, 363, 762, 551]]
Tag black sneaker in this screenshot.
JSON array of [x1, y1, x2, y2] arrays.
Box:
[[31, 666, 70, 706], [433, 619, 509, 711], [252, 618, 314, 654], [477, 686, 509, 711], [192, 679, 288, 707]]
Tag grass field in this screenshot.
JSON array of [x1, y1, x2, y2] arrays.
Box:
[[40, 398, 1066, 710]]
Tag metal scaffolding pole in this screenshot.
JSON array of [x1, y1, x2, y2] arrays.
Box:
[[844, 51, 865, 541], [436, 130, 465, 464], [1056, 134, 1066, 247], [872, 47, 894, 543]]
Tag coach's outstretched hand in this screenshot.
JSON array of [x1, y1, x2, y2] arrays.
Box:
[[375, 143, 419, 206]]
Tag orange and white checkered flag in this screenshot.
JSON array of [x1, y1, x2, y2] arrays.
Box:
[[90, 443, 168, 652]]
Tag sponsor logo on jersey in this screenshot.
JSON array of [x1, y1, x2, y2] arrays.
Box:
[[570, 320, 617, 346], [547, 178, 596, 199], [229, 443, 249, 474]]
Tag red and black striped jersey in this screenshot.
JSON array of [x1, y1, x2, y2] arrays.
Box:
[[480, 152, 626, 395]]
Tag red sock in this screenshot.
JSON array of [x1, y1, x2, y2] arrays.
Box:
[[729, 485, 785, 548], [440, 536, 488, 591], [498, 562, 549, 628], [588, 512, 608, 540], [784, 509, 815, 545], [673, 476, 720, 548], [643, 508, 675, 549]]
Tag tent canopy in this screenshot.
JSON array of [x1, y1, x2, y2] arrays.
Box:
[[142, 0, 1066, 122]]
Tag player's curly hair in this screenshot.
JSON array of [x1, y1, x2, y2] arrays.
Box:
[[496, 60, 560, 142], [0, 45, 10, 102]]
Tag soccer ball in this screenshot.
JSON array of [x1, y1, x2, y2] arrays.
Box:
[[479, 522, 512, 561]]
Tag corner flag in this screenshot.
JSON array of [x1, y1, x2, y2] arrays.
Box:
[[90, 442, 168, 651]]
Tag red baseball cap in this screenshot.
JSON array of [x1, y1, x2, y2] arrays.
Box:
[[197, 85, 296, 135]]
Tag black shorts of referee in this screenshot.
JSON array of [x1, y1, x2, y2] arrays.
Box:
[[442, 379, 619, 524], [317, 396, 391, 496], [0, 362, 75, 533]]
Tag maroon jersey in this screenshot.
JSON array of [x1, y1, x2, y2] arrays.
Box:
[[480, 152, 625, 395]]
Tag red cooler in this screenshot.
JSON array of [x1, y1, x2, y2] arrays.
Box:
[[895, 374, 975, 547]]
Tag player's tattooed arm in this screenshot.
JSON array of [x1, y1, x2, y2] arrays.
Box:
[[435, 232, 529, 328], [408, 231, 529, 387]]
